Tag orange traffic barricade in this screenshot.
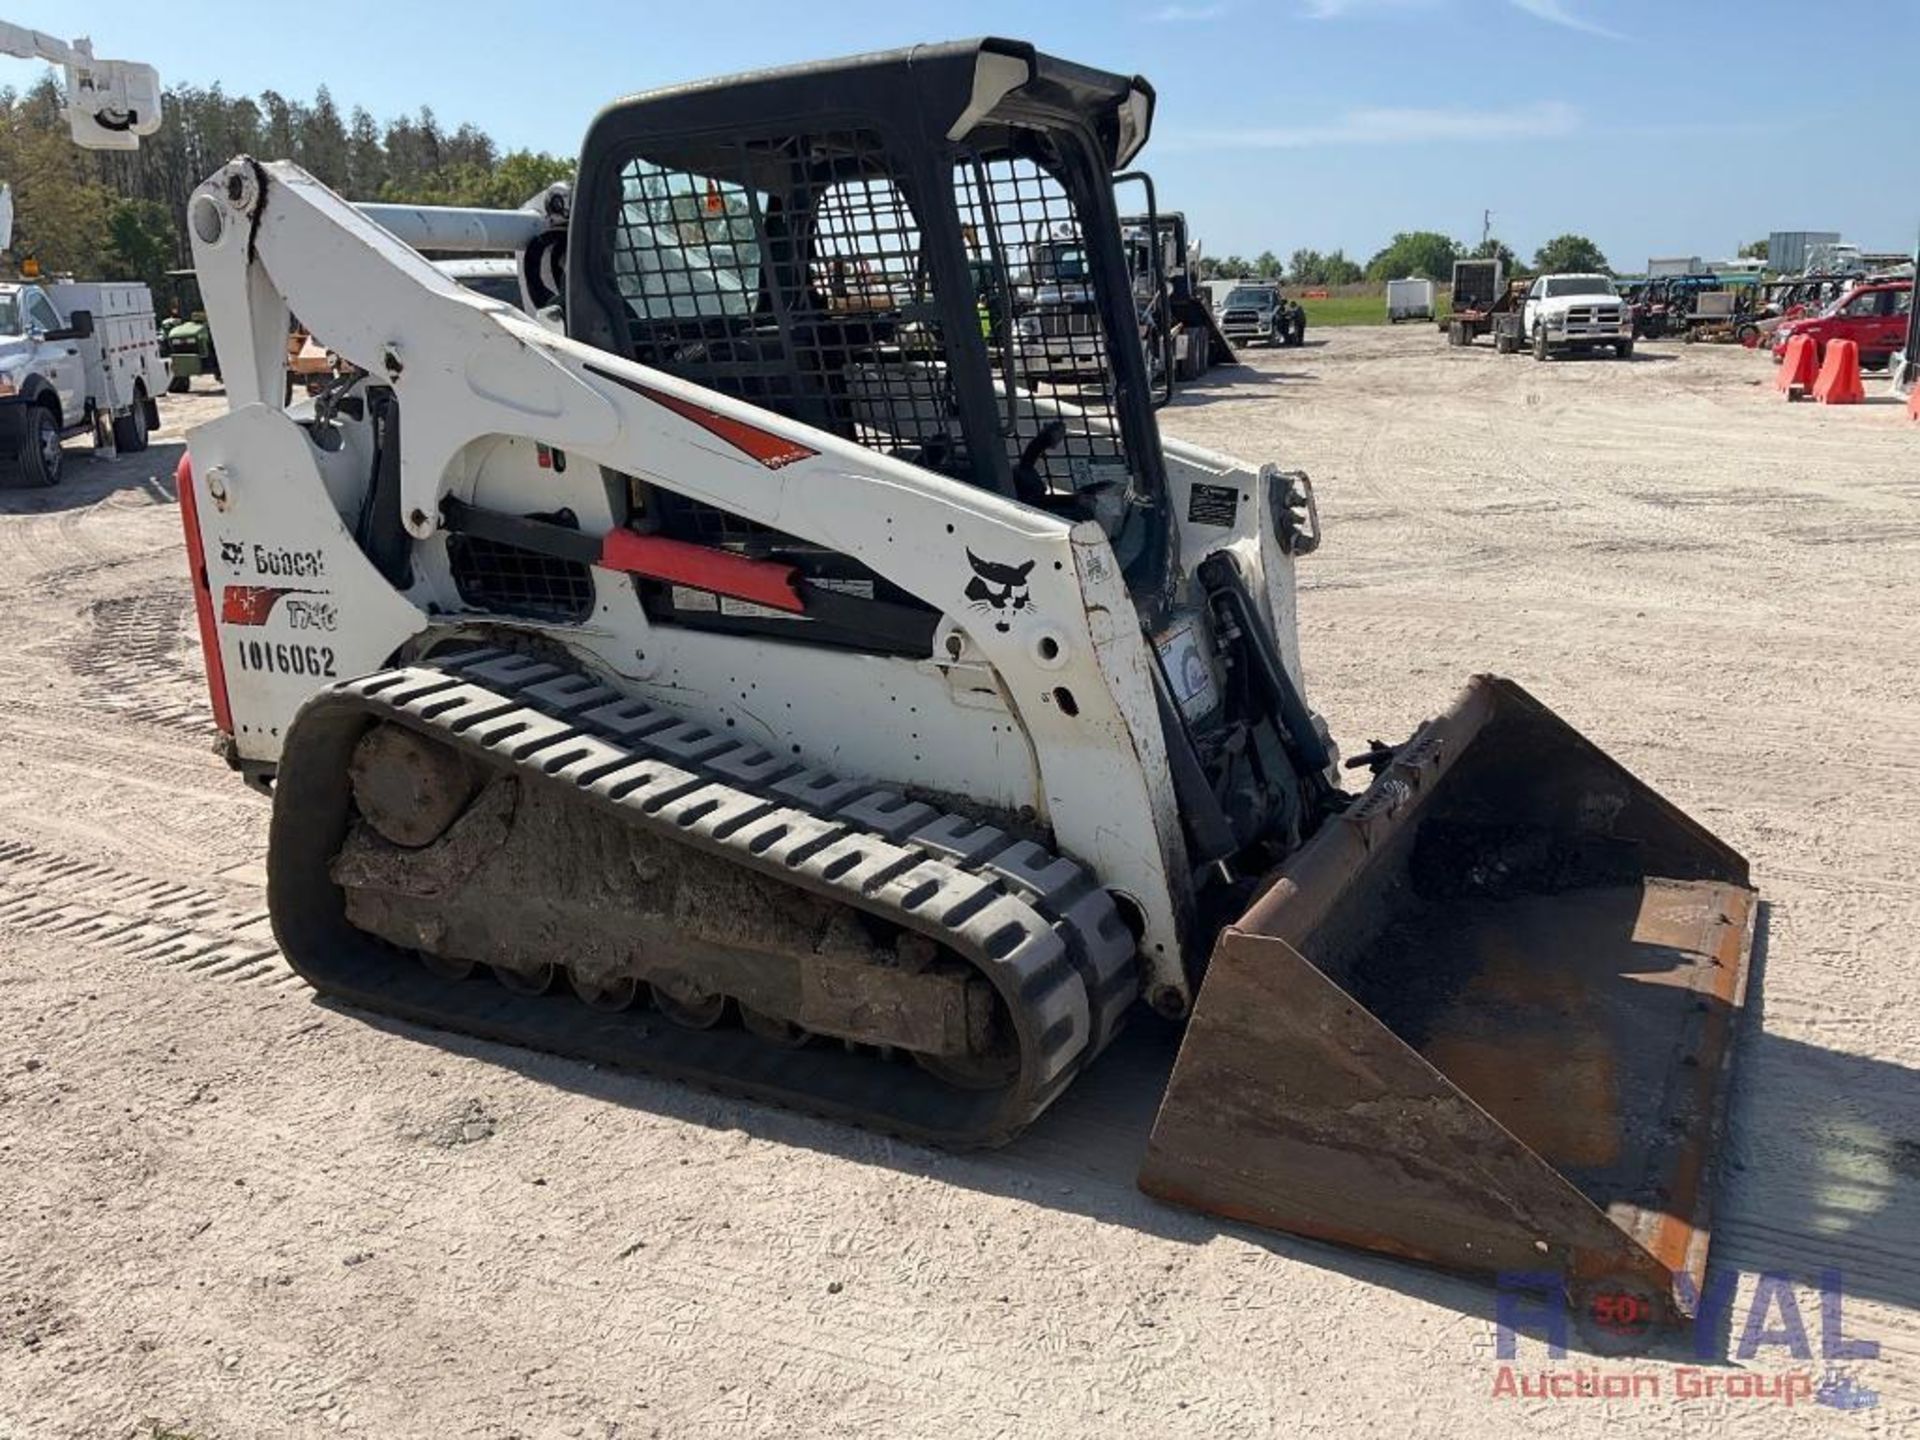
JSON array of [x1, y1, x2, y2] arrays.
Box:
[[1776, 334, 1818, 395], [1811, 339, 1865, 405]]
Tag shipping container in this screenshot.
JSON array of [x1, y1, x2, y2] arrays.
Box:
[[1767, 231, 1841, 275]]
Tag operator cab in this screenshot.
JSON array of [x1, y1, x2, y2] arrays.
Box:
[[565, 40, 1171, 615]]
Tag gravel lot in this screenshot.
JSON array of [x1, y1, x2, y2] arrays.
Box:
[[2, 334, 1916, 1438]]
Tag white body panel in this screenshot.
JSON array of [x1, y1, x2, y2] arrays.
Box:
[[181, 159, 1322, 1008], [47, 280, 168, 414]]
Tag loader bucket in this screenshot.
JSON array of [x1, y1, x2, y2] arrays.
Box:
[[1140, 675, 1756, 1329]]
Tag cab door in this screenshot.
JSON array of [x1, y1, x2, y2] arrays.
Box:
[[23, 289, 84, 426], [1875, 287, 1912, 362], [1829, 286, 1882, 352]]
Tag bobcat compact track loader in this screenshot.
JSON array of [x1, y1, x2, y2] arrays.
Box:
[[176, 39, 1756, 1326]]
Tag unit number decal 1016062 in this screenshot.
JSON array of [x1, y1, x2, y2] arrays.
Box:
[[233, 638, 337, 678]]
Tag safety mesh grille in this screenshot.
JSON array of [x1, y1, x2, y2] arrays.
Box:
[[448, 525, 594, 624], [956, 154, 1129, 495], [608, 134, 969, 482], [599, 132, 1132, 512]]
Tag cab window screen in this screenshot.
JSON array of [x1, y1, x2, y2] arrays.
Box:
[[610, 158, 765, 322]]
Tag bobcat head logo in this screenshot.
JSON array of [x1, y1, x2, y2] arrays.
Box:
[[965, 550, 1034, 633], [218, 540, 245, 568]]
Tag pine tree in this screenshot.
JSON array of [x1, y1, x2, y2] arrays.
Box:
[[0, 75, 574, 280]]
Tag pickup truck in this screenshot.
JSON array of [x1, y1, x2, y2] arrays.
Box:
[[1216, 283, 1305, 348], [1768, 279, 1912, 371], [1521, 273, 1635, 360], [0, 279, 167, 486], [1013, 237, 1105, 380]]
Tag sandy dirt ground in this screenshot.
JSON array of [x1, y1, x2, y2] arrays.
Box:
[[1, 334, 1917, 1439]]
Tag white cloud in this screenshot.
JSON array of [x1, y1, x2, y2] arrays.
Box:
[[1303, 0, 1624, 36], [1170, 99, 1579, 149], [1300, 0, 1438, 17], [1508, 0, 1624, 39], [1147, 3, 1229, 19]]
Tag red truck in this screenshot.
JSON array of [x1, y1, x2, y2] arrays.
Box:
[[1769, 279, 1913, 369]]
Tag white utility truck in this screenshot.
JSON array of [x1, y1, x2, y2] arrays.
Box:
[[0, 23, 166, 483], [1519, 272, 1635, 360], [0, 279, 168, 484]]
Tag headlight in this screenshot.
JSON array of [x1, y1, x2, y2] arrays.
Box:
[[1547, 313, 1567, 329]]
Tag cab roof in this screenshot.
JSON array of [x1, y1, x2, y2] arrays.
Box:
[[582, 38, 1156, 188]]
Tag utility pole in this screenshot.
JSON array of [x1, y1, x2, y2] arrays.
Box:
[[1481, 209, 1492, 250]]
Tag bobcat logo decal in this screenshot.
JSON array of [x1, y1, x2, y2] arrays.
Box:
[[965, 550, 1034, 633]]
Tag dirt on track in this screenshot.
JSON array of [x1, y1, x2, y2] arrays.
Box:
[[1, 340, 1917, 1438]]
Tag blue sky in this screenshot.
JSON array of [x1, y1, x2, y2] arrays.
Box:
[[6, 0, 1913, 271]]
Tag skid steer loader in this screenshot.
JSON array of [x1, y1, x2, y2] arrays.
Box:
[[175, 39, 1756, 1329]]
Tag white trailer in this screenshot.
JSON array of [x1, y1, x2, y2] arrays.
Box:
[[1386, 277, 1435, 323]]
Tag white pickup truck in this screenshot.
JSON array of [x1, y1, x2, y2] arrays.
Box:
[[1521, 272, 1635, 361], [0, 278, 168, 485]]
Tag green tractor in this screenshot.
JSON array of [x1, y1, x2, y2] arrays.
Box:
[[160, 268, 219, 393]]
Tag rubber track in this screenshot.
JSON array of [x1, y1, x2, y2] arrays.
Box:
[[267, 649, 1139, 1147]]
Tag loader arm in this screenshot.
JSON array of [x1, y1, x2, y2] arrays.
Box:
[[184, 156, 1195, 992]]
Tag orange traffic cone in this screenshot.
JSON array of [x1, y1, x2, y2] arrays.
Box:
[[1776, 333, 1819, 396], [1811, 339, 1865, 405]]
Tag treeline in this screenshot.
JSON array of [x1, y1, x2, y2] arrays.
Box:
[[1200, 231, 1614, 286], [0, 74, 572, 293]]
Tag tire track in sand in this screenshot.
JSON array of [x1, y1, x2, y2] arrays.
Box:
[[0, 839, 291, 990]]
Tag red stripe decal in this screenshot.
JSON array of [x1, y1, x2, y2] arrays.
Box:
[[176, 455, 234, 734], [221, 584, 308, 626], [586, 364, 817, 471], [599, 530, 805, 614]]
